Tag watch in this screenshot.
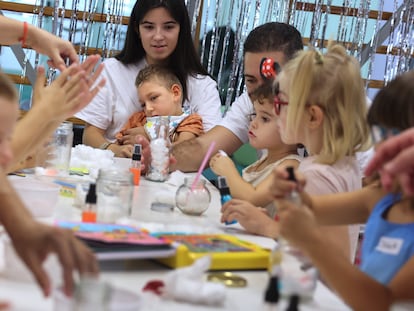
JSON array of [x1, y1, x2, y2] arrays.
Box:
[[99, 141, 112, 150]]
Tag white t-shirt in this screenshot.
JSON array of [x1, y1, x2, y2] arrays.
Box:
[[75, 58, 222, 142], [219, 92, 254, 144]]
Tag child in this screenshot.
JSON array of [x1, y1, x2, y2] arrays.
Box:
[[0, 65, 101, 302], [274, 70, 414, 311], [116, 64, 204, 145], [221, 43, 371, 261], [209, 81, 301, 216]]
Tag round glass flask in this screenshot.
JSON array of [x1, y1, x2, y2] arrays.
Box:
[[175, 177, 211, 216]]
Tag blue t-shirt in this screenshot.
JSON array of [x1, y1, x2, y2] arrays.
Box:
[[360, 193, 414, 284]]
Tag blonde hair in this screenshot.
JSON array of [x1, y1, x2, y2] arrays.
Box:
[[282, 43, 371, 164], [0, 71, 18, 102]]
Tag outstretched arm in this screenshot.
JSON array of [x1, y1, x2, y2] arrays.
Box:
[[0, 170, 98, 297], [9, 55, 105, 171], [278, 200, 414, 311], [0, 15, 78, 70], [171, 125, 243, 172]]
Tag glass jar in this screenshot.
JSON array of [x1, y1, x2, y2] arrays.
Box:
[[74, 278, 111, 311], [36, 121, 73, 176], [96, 169, 134, 223], [175, 177, 211, 216], [146, 117, 171, 182]]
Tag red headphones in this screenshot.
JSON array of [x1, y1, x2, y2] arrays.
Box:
[[260, 57, 281, 80]]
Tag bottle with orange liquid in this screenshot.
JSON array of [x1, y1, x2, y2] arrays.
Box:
[[130, 144, 141, 186], [82, 183, 97, 222]]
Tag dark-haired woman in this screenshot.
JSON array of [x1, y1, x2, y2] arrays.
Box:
[[76, 0, 221, 157]]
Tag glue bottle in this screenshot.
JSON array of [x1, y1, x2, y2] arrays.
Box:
[[264, 243, 282, 309], [130, 144, 142, 186], [217, 176, 237, 225], [278, 167, 317, 300], [82, 183, 97, 222]]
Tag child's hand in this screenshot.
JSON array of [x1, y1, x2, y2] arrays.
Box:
[[221, 199, 279, 238], [209, 152, 236, 176], [270, 167, 306, 199], [119, 127, 148, 145], [278, 200, 319, 250]]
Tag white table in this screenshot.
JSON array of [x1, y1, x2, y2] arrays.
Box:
[[0, 169, 351, 311]]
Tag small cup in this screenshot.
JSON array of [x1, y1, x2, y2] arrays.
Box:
[[175, 177, 211, 216], [96, 169, 134, 222]]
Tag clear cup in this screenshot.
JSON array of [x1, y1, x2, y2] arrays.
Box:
[[96, 169, 134, 223]]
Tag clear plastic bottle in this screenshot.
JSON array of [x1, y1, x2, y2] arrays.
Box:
[[36, 121, 73, 177], [130, 144, 142, 186], [146, 117, 171, 182]]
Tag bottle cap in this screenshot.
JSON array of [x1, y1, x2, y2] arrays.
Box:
[[217, 176, 230, 195], [85, 183, 97, 204], [133, 144, 142, 155]]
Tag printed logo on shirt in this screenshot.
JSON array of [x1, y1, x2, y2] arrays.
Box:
[[375, 237, 403, 255]]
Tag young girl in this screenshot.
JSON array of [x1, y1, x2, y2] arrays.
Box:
[[274, 70, 414, 311], [221, 43, 371, 261], [209, 81, 300, 216], [76, 0, 221, 157], [116, 65, 204, 144]]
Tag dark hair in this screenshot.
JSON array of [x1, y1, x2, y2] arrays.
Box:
[[243, 22, 303, 61], [249, 80, 274, 104], [367, 70, 414, 131], [115, 0, 208, 100]]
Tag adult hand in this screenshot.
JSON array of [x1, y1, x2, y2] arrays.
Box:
[[221, 199, 279, 238], [9, 220, 98, 297], [209, 152, 237, 176], [365, 128, 414, 195], [28, 27, 79, 71], [269, 167, 306, 199], [135, 135, 177, 173]]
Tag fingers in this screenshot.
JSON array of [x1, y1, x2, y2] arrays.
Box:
[[23, 252, 51, 297], [33, 67, 47, 99], [365, 128, 414, 177], [49, 229, 76, 296]]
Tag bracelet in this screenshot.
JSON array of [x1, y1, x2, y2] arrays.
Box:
[[99, 142, 112, 150], [18, 21, 28, 48]]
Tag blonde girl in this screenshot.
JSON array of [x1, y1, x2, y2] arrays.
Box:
[[221, 43, 371, 261]]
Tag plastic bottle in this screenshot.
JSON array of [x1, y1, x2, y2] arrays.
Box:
[[146, 117, 171, 182], [82, 183, 97, 222], [278, 167, 317, 300], [217, 176, 237, 225], [264, 244, 282, 309], [130, 144, 142, 186]]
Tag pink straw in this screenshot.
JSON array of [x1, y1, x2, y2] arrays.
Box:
[[191, 141, 216, 191]]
